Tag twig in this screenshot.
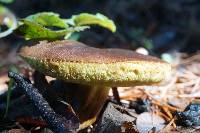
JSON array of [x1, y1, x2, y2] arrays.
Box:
[[8, 71, 78, 133], [16, 117, 47, 127], [151, 100, 179, 112], [178, 54, 200, 65], [112, 87, 121, 105], [160, 117, 176, 133]]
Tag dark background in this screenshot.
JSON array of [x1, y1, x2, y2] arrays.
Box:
[[4, 0, 200, 54]]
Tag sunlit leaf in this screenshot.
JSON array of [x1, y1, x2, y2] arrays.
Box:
[[16, 19, 68, 40], [26, 12, 68, 28], [16, 12, 116, 40], [64, 26, 89, 39], [0, 5, 17, 38], [0, 0, 14, 4], [17, 19, 89, 40], [71, 13, 116, 32], [67, 33, 80, 41]]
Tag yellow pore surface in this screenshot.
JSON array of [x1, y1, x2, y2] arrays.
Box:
[[23, 57, 171, 87]]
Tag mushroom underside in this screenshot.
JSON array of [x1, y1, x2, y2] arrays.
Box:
[[22, 57, 171, 87]]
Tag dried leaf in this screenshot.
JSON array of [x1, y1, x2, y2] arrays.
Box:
[[136, 112, 166, 133]]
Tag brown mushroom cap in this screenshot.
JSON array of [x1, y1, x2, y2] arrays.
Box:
[[20, 40, 171, 86]]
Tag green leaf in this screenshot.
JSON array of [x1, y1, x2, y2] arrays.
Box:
[[0, 0, 14, 4], [17, 19, 89, 40], [67, 33, 80, 41], [4, 65, 18, 118], [64, 26, 89, 39], [71, 13, 116, 32], [0, 5, 17, 38], [16, 19, 68, 40], [16, 12, 116, 40], [26, 12, 68, 28], [4, 78, 13, 118], [0, 64, 2, 70]]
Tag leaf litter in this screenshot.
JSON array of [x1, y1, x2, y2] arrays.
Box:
[[0, 51, 200, 132], [109, 52, 200, 132]]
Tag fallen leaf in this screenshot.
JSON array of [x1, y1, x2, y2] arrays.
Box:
[[136, 112, 166, 133]]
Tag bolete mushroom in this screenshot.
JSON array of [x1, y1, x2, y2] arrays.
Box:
[[19, 40, 171, 129]]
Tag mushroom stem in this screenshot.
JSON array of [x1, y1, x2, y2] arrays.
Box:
[[66, 84, 110, 129]]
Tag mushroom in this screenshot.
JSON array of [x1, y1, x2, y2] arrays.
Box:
[[19, 40, 171, 129]]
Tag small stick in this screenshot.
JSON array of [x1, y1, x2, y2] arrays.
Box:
[[160, 117, 176, 132], [8, 71, 78, 133], [152, 100, 179, 112], [162, 107, 176, 128], [112, 87, 121, 105], [16, 117, 47, 127]]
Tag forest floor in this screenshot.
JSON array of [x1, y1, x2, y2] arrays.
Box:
[[0, 41, 199, 132]]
